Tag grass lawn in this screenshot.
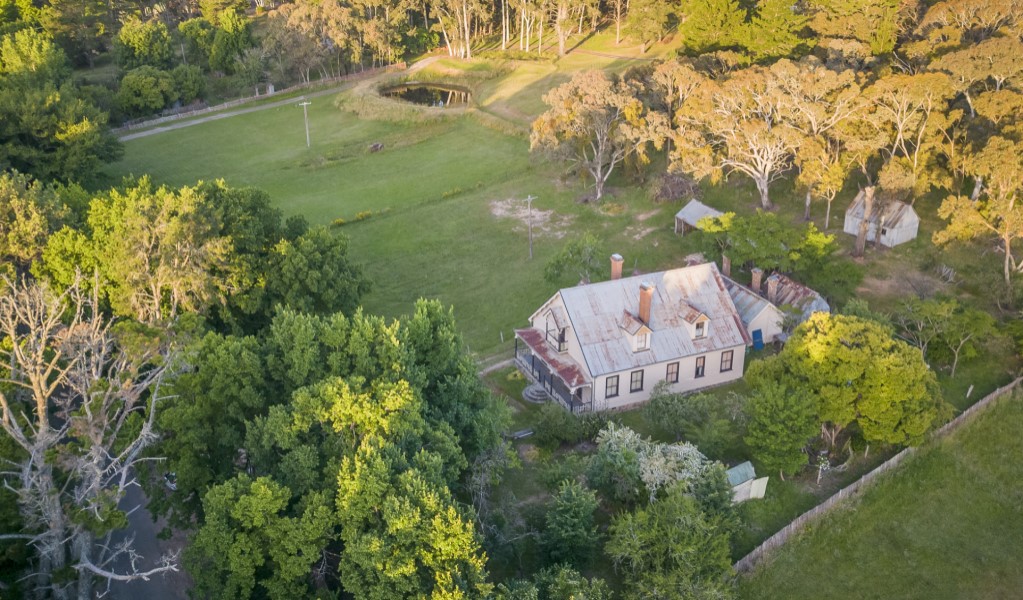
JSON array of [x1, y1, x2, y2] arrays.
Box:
[[738, 391, 1023, 600]]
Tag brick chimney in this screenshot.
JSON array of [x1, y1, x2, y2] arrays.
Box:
[[751, 268, 764, 294], [639, 282, 654, 325], [611, 253, 624, 281], [767, 274, 780, 305], [721, 254, 731, 277]]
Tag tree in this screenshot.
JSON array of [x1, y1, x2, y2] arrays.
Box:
[[0, 276, 177, 600], [699, 210, 836, 275], [200, 0, 249, 25], [532, 70, 657, 201], [114, 16, 172, 69], [544, 232, 601, 284], [741, 0, 810, 61], [744, 381, 817, 478], [543, 480, 599, 567], [677, 0, 743, 55], [808, 0, 909, 57], [747, 313, 948, 450], [0, 29, 120, 183], [266, 226, 371, 317], [894, 298, 996, 377], [208, 10, 251, 74], [187, 476, 335, 600], [116, 66, 178, 117], [626, 0, 675, 53], [495, 565, 613, 599], [87, 177, 231, 323], [605, 484, 733, 599], [672, 66, 799, 210], [642, 385, 745, 456], [934, 136, 1023, 289], [0, 171, 66, 271]]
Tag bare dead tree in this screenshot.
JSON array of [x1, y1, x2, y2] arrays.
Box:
[[0, 275, 178, 600]]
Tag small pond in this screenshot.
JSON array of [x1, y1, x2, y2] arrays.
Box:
[[382, 83, 471, 107]]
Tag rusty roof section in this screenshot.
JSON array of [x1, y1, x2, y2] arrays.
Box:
[[767, 273, 831, 321], [678, 302, 706, 324], [514, 328, 589, 389], [554, 262, 750, 377], [619, 310, 649, 335]]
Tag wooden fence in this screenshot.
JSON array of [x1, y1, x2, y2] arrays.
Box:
[[114, 63, 406, 132], [733, 375, 1023, 574]]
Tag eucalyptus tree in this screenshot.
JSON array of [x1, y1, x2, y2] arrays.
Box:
[[0, 276, 178, 600]]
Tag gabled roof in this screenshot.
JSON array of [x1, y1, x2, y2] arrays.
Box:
[[557, 262, 750, 377], [619, 310, 651, 336], [675, 199, 724, 228], [722, 278, 776, 326], [845, 192, 919, 228], [767, 273, 830, 321]]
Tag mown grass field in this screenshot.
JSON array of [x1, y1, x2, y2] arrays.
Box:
[[738, 391, 1023, 600]]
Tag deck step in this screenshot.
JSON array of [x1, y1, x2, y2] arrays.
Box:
[[522, 384, 548, 404]]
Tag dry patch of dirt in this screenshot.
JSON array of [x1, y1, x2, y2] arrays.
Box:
[[635, 209, 660, 222], [857, 271, 949, 301], [490, 198, 574, 239]]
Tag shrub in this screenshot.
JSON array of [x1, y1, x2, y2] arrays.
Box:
[[354, 210, 373, 221], [542, 480, 600, 567], [331, 218, 346, 227], [171, 64, 206, 104], [117, 66, 178, 118], [533, 402, 582, 450]]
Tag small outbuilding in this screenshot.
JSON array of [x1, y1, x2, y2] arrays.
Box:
[[674, 199, 724, 235], [726, 461, 769, 503], [843, 191, 919, 248]]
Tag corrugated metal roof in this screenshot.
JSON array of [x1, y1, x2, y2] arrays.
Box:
[[675, 199, 725, 228], [558, 262, 750, 377], [727, 461, 756, 486], [515, 328, 589, 388], [723, 278, 773, 326], [767, 273, 831, 321], [844, 192, 919, 228]]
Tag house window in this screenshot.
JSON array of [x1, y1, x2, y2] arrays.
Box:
[[695, 321, 706, 339], [606, 375, 619, 399], [545, 317, 567, 352], [720, 350, 734, 373], [881, 227, 889, 236], [636, 332, 650, 351], [695, 356, 706, 378], [630, 370, 644, 393], [666, 362, 679, 383]]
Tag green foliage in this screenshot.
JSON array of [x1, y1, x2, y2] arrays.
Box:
[[626, 0, 677, 52], [0, 171, 66, 270], [200, 0, 249, 25], [543, 480, 600, 568], [495, 565, 614, 599], [748, 313, 950, 448], [187, 476, 335, 599], [179, 17, 216, 70], [172, 64, 207, 104], [117, 66, 178, 118], [114, 16, 172, 69], [643, 384, 745, 456], [533, 402, 583, 450], [544, 232, 602, 284], [744, 381, 817, 478], [0, 28, 119, 182], [208, 10, 251, 74], [741, 0, 811, 61], [605, 483, 734, 598], [678, 0, 744, 54], [267, 226, 371, 317], [701, 211, 834, 275]]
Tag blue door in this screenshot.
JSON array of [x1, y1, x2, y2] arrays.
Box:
[[752, 329, 764, 350]]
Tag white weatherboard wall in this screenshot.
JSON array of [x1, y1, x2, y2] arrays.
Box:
[[593, 346, 746, 411]]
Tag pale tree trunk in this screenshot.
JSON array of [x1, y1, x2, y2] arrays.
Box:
[[804, 188, 813, 221], [755, 176, 774, 210], [874, 214, 886, 249], [825, 196, 834, 230], [854, 185, 876, 257], [971, 176, 984, 200]]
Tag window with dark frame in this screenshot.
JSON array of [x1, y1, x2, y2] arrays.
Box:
[[666, 362, 679, 383], [695, 356, 706, 378], [606, 375, 619, 398], [695, 321, 706, 338], [630, 370, 644, 393], [720, 350, 734, 373]]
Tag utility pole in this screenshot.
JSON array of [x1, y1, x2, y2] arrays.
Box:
[[525, 195, 537, 259], [298, 101, 312, 148]]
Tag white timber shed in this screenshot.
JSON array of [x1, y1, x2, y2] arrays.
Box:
[[675, 199, 724, 235], [842, 191, 920, 248]]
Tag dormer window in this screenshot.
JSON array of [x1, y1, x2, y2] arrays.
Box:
[[545, 314, 568, 352], [636, 332, 650, 351], [695, 321, 706, 339]]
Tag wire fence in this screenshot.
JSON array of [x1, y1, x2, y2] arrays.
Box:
[[114, 63, 406, 133], [733, 375, 1023, 574]]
